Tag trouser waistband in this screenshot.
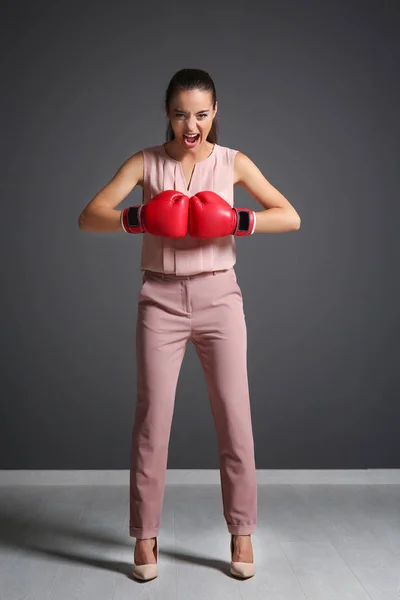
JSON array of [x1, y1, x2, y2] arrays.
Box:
[[143, 268, 230, 281]]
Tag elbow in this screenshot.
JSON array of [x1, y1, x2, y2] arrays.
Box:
[[78, 212, 88, 231], [291, 213, 301, 230]]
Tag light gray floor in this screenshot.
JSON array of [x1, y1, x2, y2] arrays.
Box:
[[0, 483, 399, 599]]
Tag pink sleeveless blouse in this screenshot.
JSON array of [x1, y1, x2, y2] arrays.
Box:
[[139, 143, 239, 276]]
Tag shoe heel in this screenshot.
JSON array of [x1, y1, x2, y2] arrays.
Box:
[[132, 537, 158, 581]]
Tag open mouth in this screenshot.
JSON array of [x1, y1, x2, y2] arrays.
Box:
[[183, 134, 200, 147]]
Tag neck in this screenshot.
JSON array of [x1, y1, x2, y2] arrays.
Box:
[[166, 139, 214, 163]]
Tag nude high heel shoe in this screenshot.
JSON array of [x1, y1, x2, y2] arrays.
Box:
[[132, 537, 158, 581], [230, 534, 256, 579]]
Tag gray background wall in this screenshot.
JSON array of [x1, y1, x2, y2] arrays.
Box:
[[2, 0, 399, 469]]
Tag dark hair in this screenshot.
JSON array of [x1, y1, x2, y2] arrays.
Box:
[[164, 68, 219, 143]]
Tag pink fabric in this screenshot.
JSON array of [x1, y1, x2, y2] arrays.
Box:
[[129, 268, 257, 538], [139, 143, 238, 275]]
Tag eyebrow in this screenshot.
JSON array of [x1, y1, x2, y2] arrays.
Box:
[[173, 108, 210, 113]]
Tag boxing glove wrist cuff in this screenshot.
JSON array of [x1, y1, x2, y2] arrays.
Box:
[[121, 205, 144, 234], [235, 209, 256, 236]]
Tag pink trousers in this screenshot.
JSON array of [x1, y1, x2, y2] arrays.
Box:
[[129, 267, 257, 539]]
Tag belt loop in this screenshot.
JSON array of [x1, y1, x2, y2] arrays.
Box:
[[161, 273, 165, 279], [213, 270, 216, 276]]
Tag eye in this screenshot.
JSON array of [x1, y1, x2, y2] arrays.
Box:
[[174, 113, 208, 119]]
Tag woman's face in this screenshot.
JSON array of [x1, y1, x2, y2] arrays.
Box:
[[167, 89, 217, 151]]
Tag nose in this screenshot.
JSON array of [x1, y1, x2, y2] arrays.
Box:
[[187, 115, 198, 130]]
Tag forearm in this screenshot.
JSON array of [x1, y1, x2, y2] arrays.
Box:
[[78, 208, 124, 232], [253, 208, 300, 233]]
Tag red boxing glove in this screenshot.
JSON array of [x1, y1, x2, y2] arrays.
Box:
[[121, 190, 190, 238], [189, 191, 256, 238]]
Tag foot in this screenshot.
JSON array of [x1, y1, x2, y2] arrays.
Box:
[[134, 537, 157, 565], [232, 534, 254, 563]]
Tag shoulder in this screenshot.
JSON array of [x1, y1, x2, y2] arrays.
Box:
[[214, 144, 247, 186], [119, 149, 144, 171], [141, 144, 165, 158], [233, 150, 253, 172], [119, 144, 166, 187], [214, 143, 239, 165], [233, 150, 260, 185], [116, 149, 145, 187]]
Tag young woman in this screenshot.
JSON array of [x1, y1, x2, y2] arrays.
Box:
[[78, 68, 301, 582]]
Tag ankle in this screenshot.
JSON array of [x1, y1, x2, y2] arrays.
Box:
[[135, 537, 156, 546]]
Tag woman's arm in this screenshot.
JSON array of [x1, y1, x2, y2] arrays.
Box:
[[78, 151, 144, 232], [235, 151, 301, 233]]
